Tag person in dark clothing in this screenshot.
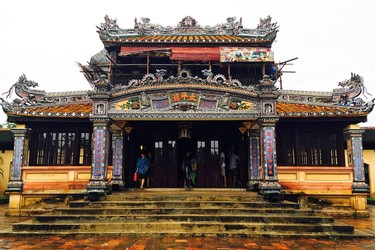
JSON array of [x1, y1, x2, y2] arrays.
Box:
[[182, 151, 196, 188], [146, 152, 154, 187], [136, 152, 149, 189]]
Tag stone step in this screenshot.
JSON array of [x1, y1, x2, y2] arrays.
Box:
[[5, 230, 371, 239], [104, 191, 263, 202], [13, 221, 354, 234], [68, 200, 300, 209], [33, 214, 334, 224], [8, 190, 363, 238], [52, 207, 314, 216]]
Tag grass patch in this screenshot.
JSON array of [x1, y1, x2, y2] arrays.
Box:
[[368, 198, 375, 205]]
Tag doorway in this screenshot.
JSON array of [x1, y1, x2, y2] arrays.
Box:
[[124, 121, 247, 188]]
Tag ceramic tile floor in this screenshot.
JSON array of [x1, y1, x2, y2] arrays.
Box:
[[0, 204, 374, 249]]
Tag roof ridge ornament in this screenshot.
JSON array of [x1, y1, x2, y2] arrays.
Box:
[[97, 16, 278, 40], [333, 73, 374, 110], [1, 74, 47, 109]]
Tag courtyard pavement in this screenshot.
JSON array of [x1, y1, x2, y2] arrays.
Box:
[[0, 203, 374, 249]]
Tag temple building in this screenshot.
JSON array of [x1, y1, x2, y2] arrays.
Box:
[[1, 16, 374, 213]]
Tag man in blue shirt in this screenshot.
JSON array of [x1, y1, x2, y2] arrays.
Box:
[[136, 152, 149, 189]]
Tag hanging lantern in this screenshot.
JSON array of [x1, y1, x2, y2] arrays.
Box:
[[239, 125, 247, 141], [178, 122, 192, 139]]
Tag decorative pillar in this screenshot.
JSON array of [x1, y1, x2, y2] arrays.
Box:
[[87, 118, 112, 200], [344, 125, 369, 193], [247, 131, 261, 191], [7, 126, 31, 192], [87, 73, 112, 201], [257, 75, 282, 201], [110, 129, 125, 189], [258, 118, 282, 199]]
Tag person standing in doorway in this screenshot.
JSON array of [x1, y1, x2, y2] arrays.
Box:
[[219, 151, 227, 187], [228, 150, 240, 187], [182, 151, 196, 188], [146, 152, 154, 187], [136, 152, 149, 189]]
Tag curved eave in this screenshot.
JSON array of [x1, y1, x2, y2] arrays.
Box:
[[5, 103, 93, 120], [276, 102, 369, 119]]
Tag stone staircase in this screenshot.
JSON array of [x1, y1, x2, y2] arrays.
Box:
[[8, 189, 366, 238]]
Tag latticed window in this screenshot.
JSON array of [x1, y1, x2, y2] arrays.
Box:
[[32, 132, 92, 166], [276, 126, 344, 166], [79, 133, 92, 165], [210, 140, 219, 157]]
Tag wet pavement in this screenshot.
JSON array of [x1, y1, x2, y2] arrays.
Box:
[[0, 203, 374, 249]]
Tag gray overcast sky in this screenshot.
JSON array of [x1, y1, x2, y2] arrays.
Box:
[[1, 0, 374, 125]]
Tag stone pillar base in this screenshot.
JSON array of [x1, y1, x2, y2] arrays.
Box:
[[87, 181, 111, 201], [111, 180, 126, 191], [259, 181, 283, 202], [6, 181, 23, 192], [246, 180, 261, 191], [352, 181, 370, 193]]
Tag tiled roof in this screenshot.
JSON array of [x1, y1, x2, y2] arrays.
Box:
[[104, 35, 272, 44], [276, 102, 367, 118], [12, 103, 93, 118]]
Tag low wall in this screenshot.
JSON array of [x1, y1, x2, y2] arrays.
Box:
[[278, 166, 367, 215], [7, 166, 113, 215], [278, 166, 353, 194]]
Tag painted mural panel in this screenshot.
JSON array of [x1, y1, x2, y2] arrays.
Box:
[[113, 92, 255, 112], [220, 47, 274, 62]]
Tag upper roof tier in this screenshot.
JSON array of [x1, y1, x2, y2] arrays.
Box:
[[97, 16, 279, 47]]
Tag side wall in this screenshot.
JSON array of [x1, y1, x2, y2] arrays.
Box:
[[364, 149, 375, 198], [7, 166, 113, 215], [0, 150, 12, 195]]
